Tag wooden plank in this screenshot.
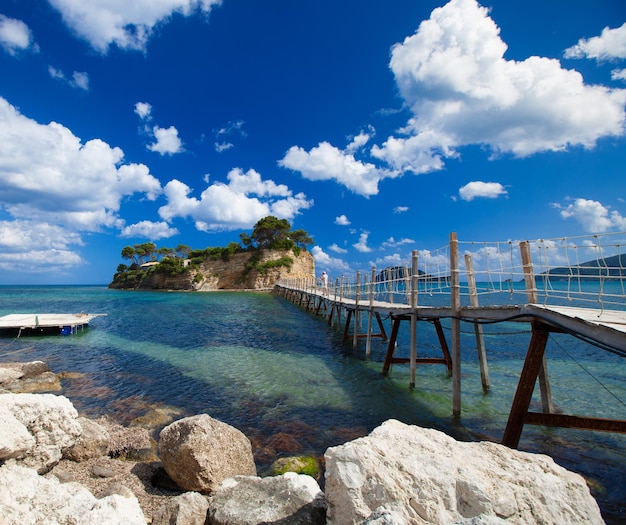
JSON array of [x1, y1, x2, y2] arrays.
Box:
[[523, 412, 626, 433]]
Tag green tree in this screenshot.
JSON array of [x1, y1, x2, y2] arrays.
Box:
[[134, 242, 157, 263], [176, 244, 191, 259], [289, 229, 313, 249], [121, 246, 137, 265], [251, 216, 291, 249]]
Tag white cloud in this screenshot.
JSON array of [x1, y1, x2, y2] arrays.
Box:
[[120, 220, 179, 240], [0, 96, 162, 270], [612, 69, 626, 82], [158, 167, 312, 231], [373, 0, 626, 174], [328, 243, 347, 254], [375, 253, 406, 267], [0, 220, 84, 272], [216, 120, 246, 137], [382, 237, 415, 248], [0, 15, 35, 55], [353, 232, 373, 253], [393, 206, 409, 214], [555, 198, 626, 233], [71, 71, 90, 91], [459, 181, 507, 201], [49, 67, 89, 91], [564, 22, 626, 61], [148, 125, 183, 155], [335, 214, 351, 226], [47, 0, 222, 53], [345, 129, 373, 154], [279, 141, 399, 197], [215, 142, 234, 153], [134, 102, 152, 120], [311, 246, 351, 273]]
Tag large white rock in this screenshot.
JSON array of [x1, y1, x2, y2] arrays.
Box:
[[0, 393, 82, 473], [208, 472, 326, 525], [324, 420, 605, 525], [0, 404, 35, 460], [159, 414, 257, 493], [0, 463, 145, 525], [152, 491, 210, 525]]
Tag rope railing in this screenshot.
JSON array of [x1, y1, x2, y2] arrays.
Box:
[[276, 231, 626, 310]]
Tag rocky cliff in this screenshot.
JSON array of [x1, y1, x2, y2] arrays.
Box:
[[110, 249, 315, 291]]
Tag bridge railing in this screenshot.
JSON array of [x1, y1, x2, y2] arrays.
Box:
[[276, 231, 626, 310]]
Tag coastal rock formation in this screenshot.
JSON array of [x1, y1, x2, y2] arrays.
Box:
[[207, 472, 326, 525], [1, 392, 81, 473], [111, 248, 315, 291], [158, 414, 257, 493], [324, 419, 605, 525]]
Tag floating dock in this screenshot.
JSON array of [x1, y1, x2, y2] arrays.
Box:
[[0, 313, 106, 336]]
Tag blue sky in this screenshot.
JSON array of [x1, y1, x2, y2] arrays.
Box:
[[0, 0, 625, 284]]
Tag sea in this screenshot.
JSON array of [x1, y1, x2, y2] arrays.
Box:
[[0, 285, 624, 523]]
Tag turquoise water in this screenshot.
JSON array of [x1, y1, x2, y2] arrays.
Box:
[[0, 286, 624, 523]]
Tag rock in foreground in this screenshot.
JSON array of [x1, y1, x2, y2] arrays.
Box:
[[158, 414, 257, 494], [324, 419, 604, 525]]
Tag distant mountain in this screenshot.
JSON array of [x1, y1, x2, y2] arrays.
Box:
[[538, 253, 626, 281]]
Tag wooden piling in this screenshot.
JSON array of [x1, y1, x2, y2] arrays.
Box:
[[464, 253, 490, 391]]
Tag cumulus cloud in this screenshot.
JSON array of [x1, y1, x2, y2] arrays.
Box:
[[120, 220, 179, 240], [279, 140, 399, 197], [335, 214, 351, 226], [158, 167, 312, 231], [148, 125, 183, 155], [0, 15, 36, 55], [554, 198, 626, 233], [47, 0, 222, 53], [0, 96, 162, 271], [353, 232, 373, 253], [134, 103, 183, 155], [458, 181, 508, 201], [373, 0, 626, 174], [564, 22, 626, 61], [214, 120, 246, 152], [215, 142, 234, 153], [311, 246, 351, 273]]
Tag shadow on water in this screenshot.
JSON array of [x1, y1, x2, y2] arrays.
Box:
[[0, 286, 624, 523]]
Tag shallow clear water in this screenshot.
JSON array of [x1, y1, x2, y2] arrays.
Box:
[[0, 286, 624, 523]]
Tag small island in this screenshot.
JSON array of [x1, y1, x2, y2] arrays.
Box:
[[109, 216, 316, 291]]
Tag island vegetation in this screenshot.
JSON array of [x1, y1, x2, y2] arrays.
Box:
[[110, 216, 313, 289]]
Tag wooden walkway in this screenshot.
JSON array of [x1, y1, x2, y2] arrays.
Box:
[[0, 313, 106, 336], [273, 228, 626, 451]]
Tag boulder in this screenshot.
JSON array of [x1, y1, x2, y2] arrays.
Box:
[[66, 416, 110, 462], [324, 419, 605, 525], [0, 393, 81, 473], [159, 414, 256, 493], [152, 491, 210, 525], [208, 472, 326, 525], [0, 463, 145, 525]]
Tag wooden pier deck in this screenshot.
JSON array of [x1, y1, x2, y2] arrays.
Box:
[[0, 313, 106, 335], [274, 232, 626, 449]]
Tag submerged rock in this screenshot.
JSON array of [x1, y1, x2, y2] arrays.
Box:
[[324, 419, 605, 525]]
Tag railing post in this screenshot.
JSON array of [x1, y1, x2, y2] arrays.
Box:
[[450, 232, 461, 417], [410, 250, 418, 388], [519, 241, 554, 414], [366, 266, 376, 357], [353, 271, 361, 349], [465, 253, 490, 392]]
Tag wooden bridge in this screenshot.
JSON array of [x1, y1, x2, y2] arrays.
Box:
[[274, 232, 626, 449]]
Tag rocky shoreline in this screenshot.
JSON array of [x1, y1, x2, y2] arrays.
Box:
[[0, 361, 606, 524]]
